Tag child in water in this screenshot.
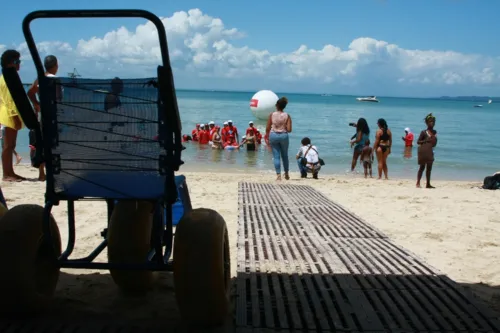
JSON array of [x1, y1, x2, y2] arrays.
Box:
[[360, 139, 374, 178]]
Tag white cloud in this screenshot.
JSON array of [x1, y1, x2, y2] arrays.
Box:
[[3, 8, 500, 96]]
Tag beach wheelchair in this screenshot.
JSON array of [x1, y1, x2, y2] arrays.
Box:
[[0, 10, 230, 327]]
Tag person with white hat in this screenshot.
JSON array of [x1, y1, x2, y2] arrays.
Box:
[[221, 121, 229, 142], [402, 127, 414, 159], [225, 120, 239, 145], [402, 127, 414, 147], [198, 124, 210, 144], [241, 121, 257, 151], [208, 121, 216, 145]]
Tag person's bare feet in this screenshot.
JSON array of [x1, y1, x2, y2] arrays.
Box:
[[416, 183, 421, 188], [284, 173, 290, 180], [426, 184, 435, 189], [15, 155, 22, 165], [276, 174, 282, 181], [2, 174, 25, 182]]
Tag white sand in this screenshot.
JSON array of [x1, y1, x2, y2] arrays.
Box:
[[1, 164, 499, 325]]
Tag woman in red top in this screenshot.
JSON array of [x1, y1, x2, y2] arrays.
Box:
[[191, 124, 200, 141], [402, 127, 414, 159], [402, 127, 414, 147], [198, 124, 210, 144]]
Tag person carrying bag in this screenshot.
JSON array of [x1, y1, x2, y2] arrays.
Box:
[[296, 137, 324, 179]]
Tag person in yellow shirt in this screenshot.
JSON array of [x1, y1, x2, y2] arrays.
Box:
[[0, 49, 25, 182]]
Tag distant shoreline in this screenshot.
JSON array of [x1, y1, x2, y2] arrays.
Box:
[[20, 82, 496, 102]]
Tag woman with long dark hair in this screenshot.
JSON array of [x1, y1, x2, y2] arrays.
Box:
[[373, 118, 392, 179], [349, 117, 370, 172]]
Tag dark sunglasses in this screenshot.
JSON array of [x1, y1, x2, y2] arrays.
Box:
[[13, 59, 21, 65]]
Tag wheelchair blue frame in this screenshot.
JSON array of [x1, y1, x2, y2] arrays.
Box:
[[17, 9, 187, 272]]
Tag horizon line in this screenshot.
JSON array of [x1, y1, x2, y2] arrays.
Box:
[[20, 83, 495, 100]]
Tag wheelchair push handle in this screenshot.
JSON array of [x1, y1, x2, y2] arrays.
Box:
[[22, 9, 172, 78]]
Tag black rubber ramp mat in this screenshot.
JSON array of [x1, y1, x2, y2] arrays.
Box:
[[235, 182, 500, 333]]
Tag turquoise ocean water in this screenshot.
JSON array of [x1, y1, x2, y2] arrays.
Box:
[[14, 89, 499, 181]]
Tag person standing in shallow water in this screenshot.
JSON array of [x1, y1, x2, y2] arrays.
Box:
[[266, 97, 292, 181], [416, 113, 437, 188], [349, 118, 370, 172]]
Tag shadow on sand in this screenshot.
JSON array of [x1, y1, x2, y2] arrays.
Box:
[[0, 270, 499, 333], [0, 271, 236, 333], [233, 271, 500, 333]]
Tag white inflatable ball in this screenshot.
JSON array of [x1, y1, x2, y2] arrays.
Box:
[[249, 90, 279, 120]]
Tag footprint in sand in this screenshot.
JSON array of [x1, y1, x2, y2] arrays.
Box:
[[423, 232, 443, 241], [478, 241, 499, 248]]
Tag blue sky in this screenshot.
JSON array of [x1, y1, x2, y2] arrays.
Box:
[[1, 0, 500, 97]]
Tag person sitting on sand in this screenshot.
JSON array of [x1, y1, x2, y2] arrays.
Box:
[[416, 113, 438, 188], [373, 118, 392, 180], [360, 139, 374, 178], [296, 137, 320, 179]]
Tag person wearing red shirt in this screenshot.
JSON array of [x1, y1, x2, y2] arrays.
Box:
[[245, 121, 257, 138], [244, 121, 257, 151], [226, 120, 239, 144], [402, 127, 414, 147], [255, 128, 262, 144], [198, 124, 210, 144], [208, 121, 216, 142], [221, 121, 229, 142], [402, 127, 414, 159], [191, 124, 200, 141]]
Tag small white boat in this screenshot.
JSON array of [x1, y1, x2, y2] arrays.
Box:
[[356, 96, 379, 103], [474, 104, 483, 108], [94, 89, 109, 94], [488, 99, 493, 104]]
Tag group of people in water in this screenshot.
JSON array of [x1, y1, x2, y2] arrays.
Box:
[[184, 95, 438, 187], [187, 120, 264, 150], [0, 47, 437, 187], [348, 113, 438, 188]]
